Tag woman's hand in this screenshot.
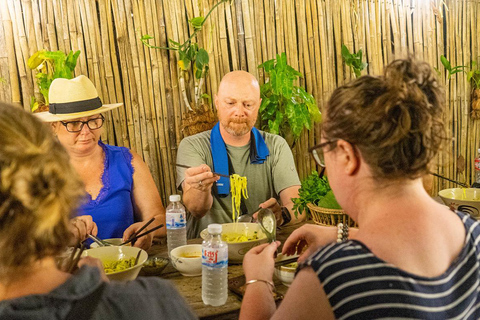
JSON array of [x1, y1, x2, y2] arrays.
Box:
[[243, 241, 280, 282], [69, 215, 98, 242], [78, 256, 109, 282], [123, 222, 153, 251], [282, 224, 337, 263]]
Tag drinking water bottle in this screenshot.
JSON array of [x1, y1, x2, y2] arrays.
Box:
[[166, 194, 187, 255], [202, 224, 228, 306]]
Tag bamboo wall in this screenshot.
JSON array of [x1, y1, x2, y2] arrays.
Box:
[[0, 0, 479, 203]]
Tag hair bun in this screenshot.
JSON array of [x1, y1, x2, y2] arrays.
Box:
[[384, 58, 441, 101]]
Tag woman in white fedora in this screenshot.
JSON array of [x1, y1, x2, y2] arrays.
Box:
[[36, 75, 166, 250]]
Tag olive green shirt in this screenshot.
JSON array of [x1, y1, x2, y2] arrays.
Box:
[[176, 129, 300, 238]]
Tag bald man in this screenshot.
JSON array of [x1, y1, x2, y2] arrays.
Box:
[[176, 71, 306, 238]]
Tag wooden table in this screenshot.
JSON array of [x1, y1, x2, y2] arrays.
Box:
[[142, 222, 306, 320]]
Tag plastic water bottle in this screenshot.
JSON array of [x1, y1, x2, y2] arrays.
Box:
[[166, 194, 187, 256], [202, 224, 228, 306], [475, 148, 480, 184]]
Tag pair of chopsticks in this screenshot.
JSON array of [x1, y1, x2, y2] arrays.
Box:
[[66, 241, 86, 273], [176, 163, 230, 178], [274, 256, 298, 268], [120, 223, 164, 246], [124, 217, 156, 246]]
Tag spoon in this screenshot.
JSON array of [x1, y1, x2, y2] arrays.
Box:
[[237, 207, 262, 223], [88, 234, 112, 247], [257, 208, 276, 243]]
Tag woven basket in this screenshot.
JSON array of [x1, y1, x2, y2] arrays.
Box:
[[307, 203, 357, 228]]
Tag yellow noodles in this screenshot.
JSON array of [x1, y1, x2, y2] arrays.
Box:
[[103, 257, 136, 274], [230, 174, 248, 222], [222, 231, 259, 243]]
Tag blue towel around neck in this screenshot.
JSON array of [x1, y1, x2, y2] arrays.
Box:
[[210, 122, 269, 196]]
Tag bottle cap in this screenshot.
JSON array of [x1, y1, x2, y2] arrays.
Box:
[[169, 194, 181, 202], [207, 224, 222, 234]]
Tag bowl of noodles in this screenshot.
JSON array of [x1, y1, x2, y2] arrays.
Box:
[[82, 245, 148, 281], [200, 222, 268, 264], [439, 188, 480, 218]]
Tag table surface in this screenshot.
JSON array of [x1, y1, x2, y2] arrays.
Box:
[[143, 222, 305, 320]]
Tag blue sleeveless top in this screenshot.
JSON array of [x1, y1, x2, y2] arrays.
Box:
[[77, 141, 135, 239], [299, 211, 480, 319]]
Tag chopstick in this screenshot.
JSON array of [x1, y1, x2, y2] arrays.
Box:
[[67, 242, 86, 273], [128, 217, 156, 246], [176, 163, 230, 178], [430, 172, 470, 188], [274, 256, 298, 268], [134, 249, 142, 266], [120, 224, 164, 246]]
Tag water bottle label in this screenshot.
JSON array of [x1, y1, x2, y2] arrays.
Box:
[[202, 247, 228, 268], [166, 211, 186, 229], [475, 158, 480, 171]]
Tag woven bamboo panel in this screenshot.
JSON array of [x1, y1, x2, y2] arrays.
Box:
[[0, 0, 479, 204]]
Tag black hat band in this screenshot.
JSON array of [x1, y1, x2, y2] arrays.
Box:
[[49, 97, 103, 114]]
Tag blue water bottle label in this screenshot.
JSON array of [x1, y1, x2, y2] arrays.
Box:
[[166, 211, 186, 229], [202, 247, 228, 268]]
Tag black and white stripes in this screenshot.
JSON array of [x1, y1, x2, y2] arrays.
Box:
[[300, 211, 480, 319]]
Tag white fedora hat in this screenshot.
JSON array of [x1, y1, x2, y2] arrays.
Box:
[[35, 75, 122, 122]]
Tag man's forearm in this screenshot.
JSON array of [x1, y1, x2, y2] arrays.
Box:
[[183, 188, 214, 218]]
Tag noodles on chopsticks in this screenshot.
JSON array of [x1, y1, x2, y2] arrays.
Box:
[[230, 174, 248, 222]]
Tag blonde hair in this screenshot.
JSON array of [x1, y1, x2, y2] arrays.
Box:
[[0, 102, 84, 278]]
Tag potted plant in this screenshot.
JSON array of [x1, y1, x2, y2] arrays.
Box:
[[27, 49, 81, 112], [292, 171, 356, 227], [467, 60, 480, 119], [341, 44, 368, 78], [257, 52, 322, 146], [141, 0, 229, 136]]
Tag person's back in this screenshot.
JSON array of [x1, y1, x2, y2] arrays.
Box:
[[302, 210, 480, 319], [239, 58, 480, 320], [0, 102, 196, 320]]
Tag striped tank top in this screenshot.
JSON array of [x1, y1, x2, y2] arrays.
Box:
[[300, 211, 480, 319]]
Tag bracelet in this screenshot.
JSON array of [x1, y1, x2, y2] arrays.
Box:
[[336, 223, 349, 243], [280, 207, 291, 226], [245, 279, 276, 292]]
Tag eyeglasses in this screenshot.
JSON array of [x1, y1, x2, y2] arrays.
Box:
[[60, 115, 105, 133], [309, 140, 338, 167]]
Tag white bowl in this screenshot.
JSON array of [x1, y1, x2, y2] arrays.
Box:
[[439, 188, 480, 218], [90, 238, 129, 248], [170, 244, 202, 277], [274, 253, 299, 287], [200, 223, 268, 264], [82, 246, 147, 281]]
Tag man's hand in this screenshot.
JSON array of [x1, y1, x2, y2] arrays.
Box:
[[254, 198, 282, 226], [183, 164, 220, 192]]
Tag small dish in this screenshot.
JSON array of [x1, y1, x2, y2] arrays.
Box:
[[274, 253, 299, 287], [142, 256, 169, 276]]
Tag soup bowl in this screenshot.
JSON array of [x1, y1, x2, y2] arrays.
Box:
[[170, 244, 202, 277], [438, 188, 480, 218], [82, 245, 147, 281], [200, 222, 268, 264]]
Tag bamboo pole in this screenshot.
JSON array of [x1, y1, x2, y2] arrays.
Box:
[[235, 0, 247, 70], [0, 0, 20, 103]]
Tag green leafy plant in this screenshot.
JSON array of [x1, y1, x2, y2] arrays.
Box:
[[440, 55, 466, 80], [341, 44, 368, 78], [467, 61, 480, 89], [27, 49, 80, 112], [258, 52, 321, 144], [141, 0, 229, 112], [291, 171, 341, 218]]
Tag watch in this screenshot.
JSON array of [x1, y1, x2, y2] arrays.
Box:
[[280, 207, 291, 226]]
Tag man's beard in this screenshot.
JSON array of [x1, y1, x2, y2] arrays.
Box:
[[220, 117, 256, 136]]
